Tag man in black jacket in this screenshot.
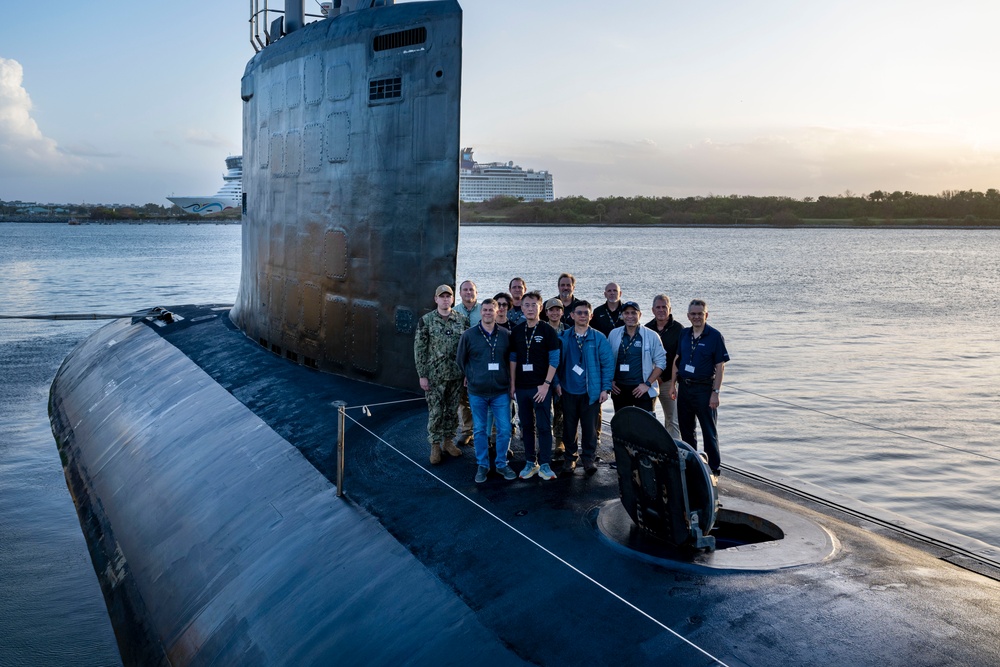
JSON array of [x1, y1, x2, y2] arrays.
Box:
[[645, 294, 684, 439], [456, 299, 515, 483], [591, 282, 624, 337]]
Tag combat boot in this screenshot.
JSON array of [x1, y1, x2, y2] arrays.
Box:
[[443, 438, 462, 457], [430, 442, 442, 465]]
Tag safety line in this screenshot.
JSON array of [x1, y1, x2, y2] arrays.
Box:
[[0, 312, 152, 320], [341, 411, 730, 667], [339, 397, 427, 411], [726, 382, 1000, 465]]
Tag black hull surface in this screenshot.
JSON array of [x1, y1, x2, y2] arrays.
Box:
[[50, 305, 1000, 666]]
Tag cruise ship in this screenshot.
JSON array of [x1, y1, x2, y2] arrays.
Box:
[[459, 147, 554, 202], [167, 155, 243, 215]]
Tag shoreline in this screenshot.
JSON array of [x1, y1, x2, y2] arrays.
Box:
[[460, 220, 1000, 230], [4, 217, 999, 230], [0, 217, 240, 225]]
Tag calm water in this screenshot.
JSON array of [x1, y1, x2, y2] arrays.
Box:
[[1, 222, 998, 664], [0, 223, 241, 667]]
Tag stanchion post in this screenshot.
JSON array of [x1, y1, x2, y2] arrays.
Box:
[[334, 400, 346, 497]]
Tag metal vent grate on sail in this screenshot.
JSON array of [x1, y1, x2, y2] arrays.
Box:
[[369, 77, 402, 101], [373, 27, 427, 52]]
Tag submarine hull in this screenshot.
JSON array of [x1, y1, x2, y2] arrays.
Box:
[[49, 310, 518, 665], [48, 1, 1000, 663], [50, 305, 1000, 666]]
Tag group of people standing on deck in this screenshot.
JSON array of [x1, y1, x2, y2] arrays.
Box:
[[413, 273, 730, 485]]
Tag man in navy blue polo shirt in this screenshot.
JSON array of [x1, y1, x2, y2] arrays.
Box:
[[667, 299, 730, 477]]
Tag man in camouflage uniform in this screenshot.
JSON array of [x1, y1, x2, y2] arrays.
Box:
[[415, 284, 468, 464]]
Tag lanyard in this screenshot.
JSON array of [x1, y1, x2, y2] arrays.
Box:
[[620, 331, 639, 362], [575, 331, 586, 355], [690, 331, 703, 356], [479, 323, 498, 361], [524, 324, 536, 358]]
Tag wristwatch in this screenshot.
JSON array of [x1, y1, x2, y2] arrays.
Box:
[[712, 388, 720, 393]]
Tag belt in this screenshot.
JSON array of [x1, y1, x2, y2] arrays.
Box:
[[681, 378, 714, 386]]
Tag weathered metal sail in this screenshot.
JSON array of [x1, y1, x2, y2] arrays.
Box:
[[232, 1, 462, 390]]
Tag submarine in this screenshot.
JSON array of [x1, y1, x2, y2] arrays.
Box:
[[49, 1, 1000, 665]]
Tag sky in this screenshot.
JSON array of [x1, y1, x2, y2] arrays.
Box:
[[2, 0, 1000, 205]]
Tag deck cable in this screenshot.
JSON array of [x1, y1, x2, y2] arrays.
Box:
[[725, 382, 1000, 465], [340, 397, 426, 411], [340, 411, 731, 667], [0, 311, 155, 320]]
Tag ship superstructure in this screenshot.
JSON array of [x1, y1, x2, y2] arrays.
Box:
[[167, 155, 243, 215], [459, 147, 554, 202]]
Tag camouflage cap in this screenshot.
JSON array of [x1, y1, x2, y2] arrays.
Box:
[[435, 284, 454, 296]]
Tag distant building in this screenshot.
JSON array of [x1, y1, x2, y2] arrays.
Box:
[[17, 205, 51, 215], [459, 148, 554, 203]]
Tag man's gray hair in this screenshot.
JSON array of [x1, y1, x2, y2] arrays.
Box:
[[652, 294, 671, 307]]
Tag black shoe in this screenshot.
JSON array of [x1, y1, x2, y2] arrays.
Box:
[[584, 460, 598, 476], [562, 458, 576, 474]]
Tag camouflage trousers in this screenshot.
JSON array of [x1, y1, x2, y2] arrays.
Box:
[[426, 378, 463, 444], [456, 386, 473, 441], [552, 396, 564, 447]]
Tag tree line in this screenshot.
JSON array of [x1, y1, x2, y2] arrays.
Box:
[[460, 189, 1000, 226], [0, 201, 239, 222]]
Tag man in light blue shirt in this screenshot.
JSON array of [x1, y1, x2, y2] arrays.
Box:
[[453, 279, 482, 327], [555, 301, 614, 476], [453, 279, 480, 445]]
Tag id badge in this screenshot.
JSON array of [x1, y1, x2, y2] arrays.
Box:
[[488, 363, 500, 371], [684, 364, 696, 373], [522, 363, 534, 372], [572, 364, 584, 376], [619, 364, 630, 372]]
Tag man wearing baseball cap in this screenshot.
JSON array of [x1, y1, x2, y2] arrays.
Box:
[[543, 296, 567, 458], [414, 284, 468, 464], [607, 301, 667, 414]]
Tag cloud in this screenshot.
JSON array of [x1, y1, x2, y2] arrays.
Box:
[[0, 57, 89, 177], [58, 140, 120, 159], [182, 128, 234, 149], [537, 126, 1000, 199]]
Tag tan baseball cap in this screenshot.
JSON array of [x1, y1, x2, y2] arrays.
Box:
[[435, 284, 454, 296], [543, 297, 564, 310]]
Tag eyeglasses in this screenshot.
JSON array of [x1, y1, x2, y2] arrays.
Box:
[[496, 303, 509, 309]]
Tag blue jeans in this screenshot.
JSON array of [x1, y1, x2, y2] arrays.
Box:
[[469, 391, 512, 469], [486, 400, 515, 448], [515, 387, 553, 464]]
